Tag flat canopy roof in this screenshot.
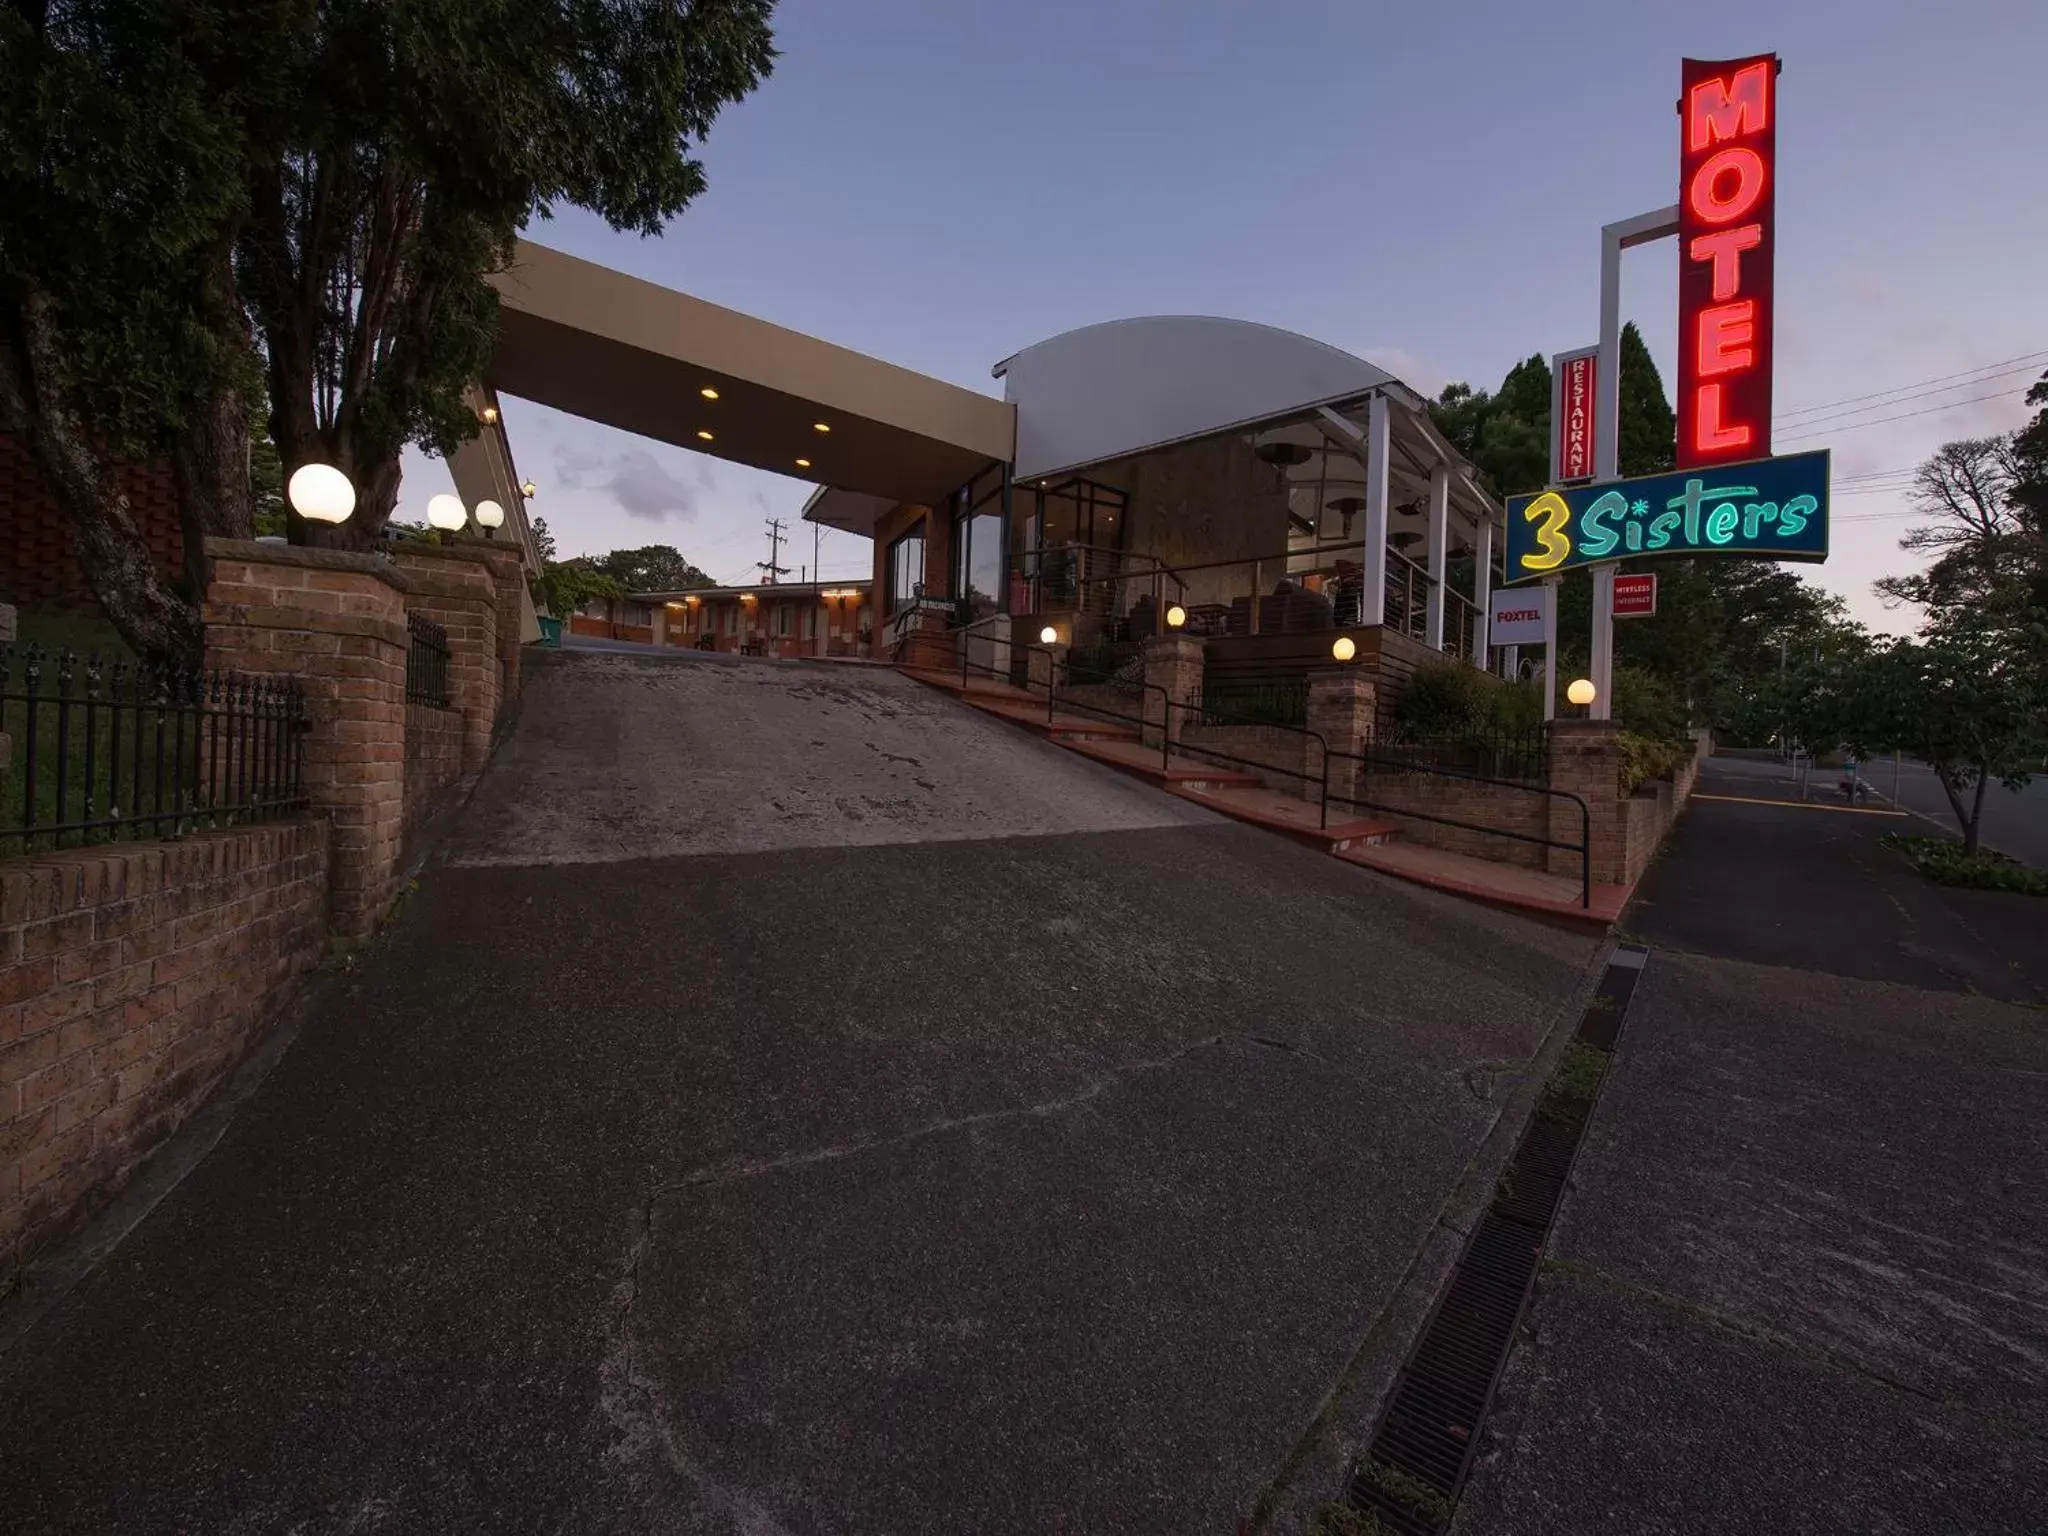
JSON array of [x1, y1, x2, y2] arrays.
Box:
[[488, 242, 1013, 506]]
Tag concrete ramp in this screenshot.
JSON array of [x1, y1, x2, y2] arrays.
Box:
[[442, 648, 1216, 866]]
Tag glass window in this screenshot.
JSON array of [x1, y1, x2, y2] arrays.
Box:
[[887, 522, 925, 614], [954, 509, 1005, 621]]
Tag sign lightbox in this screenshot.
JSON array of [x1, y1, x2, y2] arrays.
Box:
[[1502, 449, 1829, 585], [1552, 347, 1599, 483], [1677, 54, 1780, 470]]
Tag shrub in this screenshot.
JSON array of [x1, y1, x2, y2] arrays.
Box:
[[1613, 663, 1690, 745], [1392, 659, 1496, 739], [1880, 833, 2048, 896], [1617, 730, 1690, 794]]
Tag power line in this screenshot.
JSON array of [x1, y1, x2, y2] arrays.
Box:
[[1776, 386, 2031, 445], [1772, 365, 2045, 433], [1773, 348, 2048, 422]]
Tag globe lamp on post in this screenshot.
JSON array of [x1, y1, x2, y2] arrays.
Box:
[[474, 499, 505, 536], [427, 493, 468, 532], [1567, 677, 1597, 715], [287, 463, 355, 526], [1331, 635, 1357, 663]]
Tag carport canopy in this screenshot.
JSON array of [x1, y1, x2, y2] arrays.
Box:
[[486, 241, 1014, 511]]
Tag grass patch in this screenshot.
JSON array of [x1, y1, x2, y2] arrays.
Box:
[[1356, 1458, 1454, 1526], [1536, 1041, 1608, 1125], [1880, 833, 2048, 896]]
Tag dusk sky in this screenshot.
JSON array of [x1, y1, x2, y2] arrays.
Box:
[[403, 0, 2047, 631]]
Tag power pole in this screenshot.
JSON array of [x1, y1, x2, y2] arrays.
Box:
[[757, 518, 790, 586]]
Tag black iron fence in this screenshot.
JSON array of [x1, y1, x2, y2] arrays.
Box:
[[1370, 719, 1551, 784], [2, 645, 309, 856], [1200, 677, 1309, 729], [407, 613, 451, 708]]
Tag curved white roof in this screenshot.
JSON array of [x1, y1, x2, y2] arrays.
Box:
[[994, 315, 1398, 481]]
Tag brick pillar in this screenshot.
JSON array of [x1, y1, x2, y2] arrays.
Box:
[[1027, 642, 1064, 702], [203, 539, 409, 946], [1547, 720, 1627, 887], [1306, 667, 1377, 809], [391, 549, 500, 775], [1141, 632, 1204, 748], [386, 539, 525, 720]]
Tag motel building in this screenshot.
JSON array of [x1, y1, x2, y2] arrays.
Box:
[[460, 242, 1504, 713]]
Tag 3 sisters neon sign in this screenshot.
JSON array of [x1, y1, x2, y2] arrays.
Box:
[[1676, 55, 1780, 470]]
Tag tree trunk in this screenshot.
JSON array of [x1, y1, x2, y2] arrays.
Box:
[[0, 291, 202, 663], [1963, 767, 1990, 857], [170, 381, 257, 595]]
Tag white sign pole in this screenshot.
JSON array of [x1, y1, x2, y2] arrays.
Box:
[[1592, 206, 1681, 724], [1541, 575, 1561, 721]]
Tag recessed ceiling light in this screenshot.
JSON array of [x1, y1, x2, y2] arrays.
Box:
[[795, 458, 812, 469], [700, 387, 719, 400], [697, 430, 714, 442], [812, 421, 831, 433]]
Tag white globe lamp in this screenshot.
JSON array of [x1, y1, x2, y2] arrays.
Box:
[[287, 463, 355, 526], [1567, 678, 1597, 707], [474, 498, 505, 529], [1038, 625, 1059, 646], [427, 493, 468, 532]]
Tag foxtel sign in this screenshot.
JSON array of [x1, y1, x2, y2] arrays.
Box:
[[1677, 54, 1780, 470], [1502, 450, 1830, 584]]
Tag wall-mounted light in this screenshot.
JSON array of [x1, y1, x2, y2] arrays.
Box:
[[795, 458, 812, 469], [480, 405, 500, 425], [1332, 635, 1358, 663], [474, 499, 504, 529], [427, 493, 468, 532], [1166, 604, 1187, 629], [812, 421, 831, 434], [521, 480, 537, 498], [700, 387, 719, 400], [697, 430, 714, 442], [287, 463, 355, 525]]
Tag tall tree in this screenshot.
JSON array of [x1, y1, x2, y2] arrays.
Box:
[[1615, 321, 1676, 477], [239, 0, 778, 548], [1832, 611, 2048, 855], [1871, 436, 2032, 615], [0, 0, 298, 659], [592, 544, 716, 593]]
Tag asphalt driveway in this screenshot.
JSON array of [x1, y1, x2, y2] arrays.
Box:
[[0, 650, 1599, 1534]]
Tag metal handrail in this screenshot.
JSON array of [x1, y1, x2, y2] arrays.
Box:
[[1165, 698, 1335, 828], [891, 627, 1176, 773], [1324, 748, 1593, 909]]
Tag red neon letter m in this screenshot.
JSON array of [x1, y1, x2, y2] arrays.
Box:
[[1688, 61, 1771, 151]]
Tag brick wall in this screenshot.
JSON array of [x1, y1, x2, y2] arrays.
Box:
[[1, 820, 329, 1268], [392, 546, 502, 775], [1177, 722, 1316, 798], [1349, 771, 1553, 869], [0, 432, 186, 614], [403, 704, 463, 843], [202, 540, 409, 944]]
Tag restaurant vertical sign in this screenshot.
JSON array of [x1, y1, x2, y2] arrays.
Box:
[[1676, 54, 1779, 469], [1552, 346, 1598, 483]]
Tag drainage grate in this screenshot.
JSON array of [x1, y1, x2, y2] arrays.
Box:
[[1344, 945, 1649, 1534]]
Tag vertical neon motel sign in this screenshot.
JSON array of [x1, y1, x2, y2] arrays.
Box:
[[1676, 54, 1780, 470]]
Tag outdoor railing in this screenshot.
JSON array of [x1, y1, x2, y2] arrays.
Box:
[[1369, 720, 1551, 785], [1325, 748, 1591, 909], [407, 613, 452, 708], [2, 644, 309, 857]]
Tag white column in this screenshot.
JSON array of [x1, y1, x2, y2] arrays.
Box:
[[1541, 573, 1561, 721], [1360, 393, 1390, 628], [1590, 565, 1616, 721], [1471, 510, 1494, 666], [1424, 465, 1449, 650]]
